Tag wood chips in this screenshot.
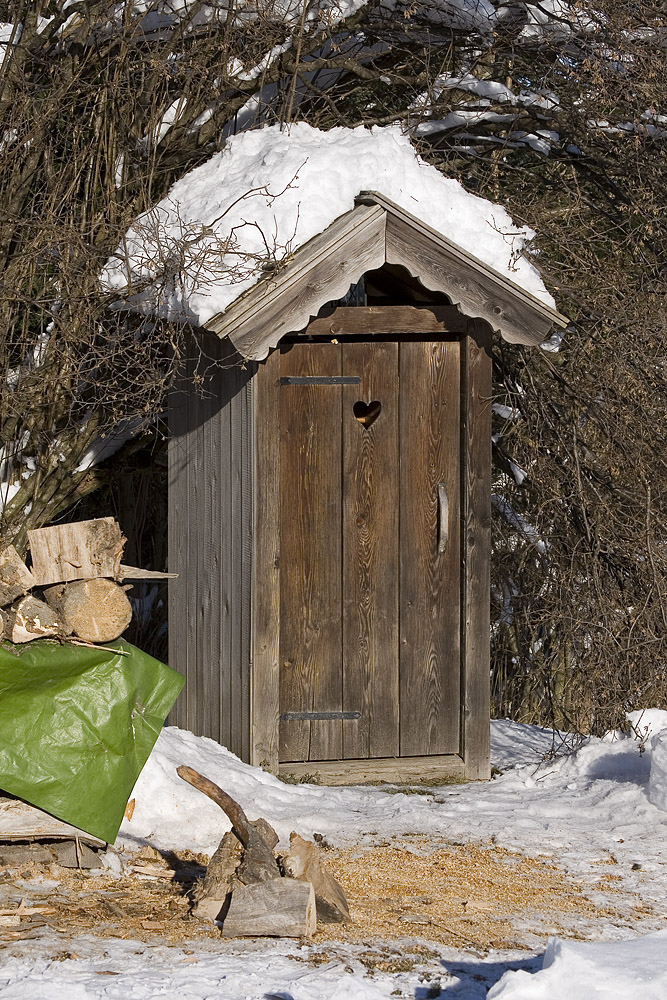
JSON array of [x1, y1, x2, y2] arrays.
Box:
[[318, 839, 624, 951], [0, 838, 641, 951]]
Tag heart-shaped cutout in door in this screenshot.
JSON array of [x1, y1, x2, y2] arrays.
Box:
[[353, 400, 382, 428]]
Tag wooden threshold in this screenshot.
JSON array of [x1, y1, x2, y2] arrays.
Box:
[[278, 755, 467, 786]]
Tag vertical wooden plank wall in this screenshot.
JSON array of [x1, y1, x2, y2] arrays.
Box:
[[168, 334, 254, 758]]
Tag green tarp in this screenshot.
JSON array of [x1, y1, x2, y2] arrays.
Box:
[[0, 638, 184, 844]]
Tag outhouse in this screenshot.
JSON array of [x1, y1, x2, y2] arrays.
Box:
[[168, 191, 567, 783]]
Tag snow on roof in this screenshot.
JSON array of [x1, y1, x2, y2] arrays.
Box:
[[102, 122, 556, 327]]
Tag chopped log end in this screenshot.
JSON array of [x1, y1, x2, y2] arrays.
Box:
[[250, 817, 279, 850], [192, 896, 228, 923], [43, 578, 132, 643], [0, 545, 36, 608], [28, 518, 126, 586], [3, 595, 68, 643]]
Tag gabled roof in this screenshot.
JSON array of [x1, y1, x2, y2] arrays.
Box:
[[205, 191, 568, 361]]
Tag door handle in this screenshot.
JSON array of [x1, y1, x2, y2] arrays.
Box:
[[438, 482, 448, 554]]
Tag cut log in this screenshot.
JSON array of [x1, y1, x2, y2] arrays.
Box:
[[42, 579, 132, 643], [2, 595, 67, 643], [28, 518, 126, 586], [0, 796, 106, 846], [281, 832, 350, 923], [177, 766, 280, 884], [0, 546, 36, 607], [192, 830, 243, 922], [221, 879, 316, 938], [251, 817, 279, 850]]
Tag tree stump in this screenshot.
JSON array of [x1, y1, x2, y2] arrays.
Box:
[[177, 765, 326, 938]]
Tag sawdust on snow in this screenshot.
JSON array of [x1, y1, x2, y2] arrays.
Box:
[[318, 838, 631, 951], [0, 837, 644, 952]]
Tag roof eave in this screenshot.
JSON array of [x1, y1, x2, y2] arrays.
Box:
[[204, 192, 568, 361]]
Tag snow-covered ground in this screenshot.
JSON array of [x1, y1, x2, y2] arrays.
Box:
[[3, 714, 667, 999]]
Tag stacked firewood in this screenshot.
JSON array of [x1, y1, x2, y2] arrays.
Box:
[[0, 518, 174, 645], [179, 767, 349, 938]]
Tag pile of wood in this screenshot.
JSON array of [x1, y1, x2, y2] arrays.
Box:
[[178, 766, 349, 938], [0, 517, 174, 645]]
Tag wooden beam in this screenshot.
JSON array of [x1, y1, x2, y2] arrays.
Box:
[[0, 796, 106, 846], [278, 754, 467, 785], [384, 212, 556, 346], [303, 305, 467, 338], [205, 205, 386, 361], [118, 565, 178, 580]]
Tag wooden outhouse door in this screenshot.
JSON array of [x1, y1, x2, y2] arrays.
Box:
[[278, 336, 461, 764]]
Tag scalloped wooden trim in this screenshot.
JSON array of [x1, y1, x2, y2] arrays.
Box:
[[204, 193, 567, 359], [205, 204, 386, 361], [383, 210, 557, 346]]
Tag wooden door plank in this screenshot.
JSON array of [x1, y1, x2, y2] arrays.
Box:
[[399, 340, 461, 756], [279, 342, 343, 762], [462, 321, 492, 779], [342, 342, 399, 759]]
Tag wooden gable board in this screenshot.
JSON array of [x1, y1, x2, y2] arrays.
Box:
[[205, 204, 386, 360], [363, 191, 567, 346], [204, 192, 567, 359]]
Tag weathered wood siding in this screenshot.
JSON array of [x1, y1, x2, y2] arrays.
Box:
[[168, 334, 254, 759]]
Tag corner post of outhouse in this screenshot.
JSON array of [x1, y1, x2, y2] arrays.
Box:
[[250, 348, 281, 773], [462, 318, 493, 779]]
